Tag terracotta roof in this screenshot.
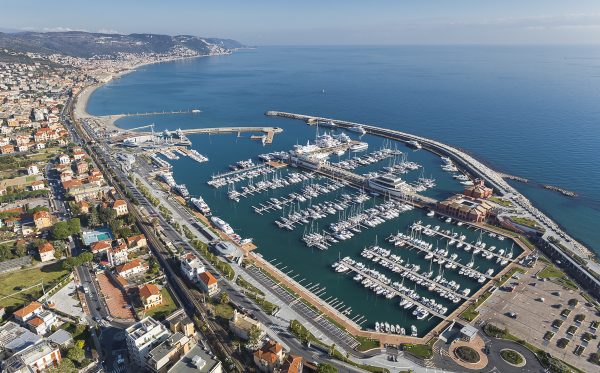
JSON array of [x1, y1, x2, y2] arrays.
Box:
[[113, 199, 126, 207], [126, 234, 146, 246], [38, 242, 54, 253], [139, 284, 161, 299], [116, 259, 144, 274], [91, 240, 111, 253], [13, 301, 42, 319], [281, 355, 303, 373], [33, 210, 51, 220], [62, 179, 82, 189], [254, 341, 282, 365], [199, 271, 217, 286], [27, 316, 45, 327]]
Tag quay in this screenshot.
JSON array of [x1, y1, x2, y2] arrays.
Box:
[[388, 233, 492, 280], [362, 247, 469, 300], [410, 222, 516, 265], [340, 261, 446, 320]]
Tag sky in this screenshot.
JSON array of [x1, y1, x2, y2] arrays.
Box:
[[3, 0, 600, 45]]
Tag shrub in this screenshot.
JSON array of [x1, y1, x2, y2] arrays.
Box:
[[455, 346, 480, 363]]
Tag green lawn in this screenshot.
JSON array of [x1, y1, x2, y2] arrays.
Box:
[[403, 340, 435, 359], [537, 264, 579, 291], [355, 336, 380, 351], [489, 197, 513, 207], [0, 261, 69, 310], [509, 217, 545, 232], [145, 288, 178, 320], [212, 302, 235, 320]]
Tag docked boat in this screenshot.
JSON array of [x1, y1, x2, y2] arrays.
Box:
[[367, 174, 411, 197], [407, 140, 422, 149], [173, 184, 190, 199], [190, 197, 211, 216], [350, 142, 369, 152], [210, 216, 234, 235], [348, 125, 367, 135]]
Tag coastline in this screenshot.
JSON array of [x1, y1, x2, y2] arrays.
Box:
[[73, 51, 233, 127]]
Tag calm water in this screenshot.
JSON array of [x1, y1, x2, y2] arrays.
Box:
[[88, 46, 600, 333]]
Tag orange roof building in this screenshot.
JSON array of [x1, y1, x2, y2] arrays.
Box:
[[198, 271, 219, 296], [13, 301, 43, 322]]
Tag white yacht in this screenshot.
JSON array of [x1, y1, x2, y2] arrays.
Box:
[[210, 216, 235, 235], [350, 142, 369, 152], [190, 197, 211, 216], [348, 125, 367, 135], [368, 174, 410, 197], [407, 140, 422, 149]]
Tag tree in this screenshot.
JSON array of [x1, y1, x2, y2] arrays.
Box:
[[98, 206, 116, 225], [66, 345, 84, 363], [78, 252, 93, 265], [247, 324, 262, 346], [51, 222, 71, 240], [220, 292, 229, 305], [53, 240, 67, 258], [46, 357, 77, 373], [87, 208, 100, 228], [0, 245, 11, 261], [67, 218, 81, 235], [329, 343, 336, 357], [14, 243, 27, 257], [316, 363, 338, 373]]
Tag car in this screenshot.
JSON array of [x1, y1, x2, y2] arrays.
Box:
[[116, 355, 125, 365], [507, 311, 518, 319]]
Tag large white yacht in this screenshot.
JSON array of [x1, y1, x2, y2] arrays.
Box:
[[368, 174, 411, 197], [211, 216, 234, 235], [190, 197, 211, 216]]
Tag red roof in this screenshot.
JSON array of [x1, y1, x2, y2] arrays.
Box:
[[38, 242, 54, 253], [91, 240, 111, 253], [28, 316, 45, 327], [33, 210, 51, 220], [13, 301, 42, 319], [139, 284, 161, 299], [113, 199, 126, 207], [199, 271, 217, 286]]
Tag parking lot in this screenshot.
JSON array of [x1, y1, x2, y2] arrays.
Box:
[[48, 280, 87, 322], [478, 260, 599, 372], [96, 273, 135, 320]]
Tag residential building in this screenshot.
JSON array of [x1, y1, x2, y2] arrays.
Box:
[[229, 310, 265, 341], [37, 242, 55, 262], [127, 234, 147, 250], [90, 239, 111, 255], [3, 340, 61, 373], [146, 332, 191, 373], [27, 165, 39, 175], [280, 355, 303, 373], [47, 329, 73, 349], [168, 343, 222, 373], [58, 154, 70, 165], [113, 199, 128, 216], [125, 317, 171, 367], [253, 340, 284, 372], [0, 321, 42, 358], [30, 180, 45, 191], [26, 310, 57, 336], [108, 246, 129, 267], [116, 259, 148, 278], [165, 311, 195, 338], [13, 302, 43, 324], [139, 284, 163, 310], [198, 271, 219, 297], [180, 252, 205, 282], [32, 210, 52, 229]]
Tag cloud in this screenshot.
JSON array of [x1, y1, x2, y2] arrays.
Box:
[[97, 28, 123, 35]]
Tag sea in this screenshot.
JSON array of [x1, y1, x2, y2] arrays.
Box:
[[87, 46, 600, 334]]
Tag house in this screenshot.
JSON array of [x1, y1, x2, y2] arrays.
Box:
[[2, 340, 62, 372], [90, 239, 111, 255], [180, 252, 205, 282], [37, 242, 55, 262], [75, 159, 88, 174], [48, 329, 73, 349], [59, 169, 73, 182], [198, 271, 219, 297], [108, 243, 129, 267], [112, 199, 128, 216], [73, 150, 86, 160], [58, 154, 70, 165], [27, 165, 39, 175], [78, 200, 90, 214], [30, 180, 45, 191], [229, 310, 265, 341], [26, 310, 57, 335], [139, 284, 163, 310], [32, 210, 53, 229], [116, 259, 148, 278], [253, 340, 284, 372], [0, 321, 42, 357], [126, 234, 147, 250], [165, 311, 195, 338], [280, 355, 303, 373], [1, 144, 14, 154], [13, 301, 43, 324]]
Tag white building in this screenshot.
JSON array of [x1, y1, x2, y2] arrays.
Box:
[[125, 317, 171, 367], [27, 165, 39, 175], [180, 252, 205, 282]]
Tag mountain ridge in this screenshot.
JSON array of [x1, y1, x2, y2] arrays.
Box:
[[0, 31, 244, 58]]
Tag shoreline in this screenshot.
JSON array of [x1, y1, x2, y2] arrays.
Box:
[[73, 51, 233, 128]]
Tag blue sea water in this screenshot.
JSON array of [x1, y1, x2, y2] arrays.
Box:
[[88, 46, 600, 253]]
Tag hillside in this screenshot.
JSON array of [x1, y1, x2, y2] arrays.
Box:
[[0, 31, 244, 58]]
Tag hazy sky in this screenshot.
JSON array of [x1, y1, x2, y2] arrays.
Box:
[[3, 0, 600, 45]]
